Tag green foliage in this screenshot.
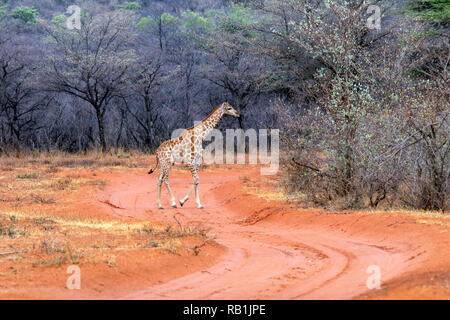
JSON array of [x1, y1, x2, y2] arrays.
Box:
[[117, 153, 130, 159], [206, 3, 256, 38], [17, 172, 39, 179], [0, 3, 7, 19], [136, 13, 181, 33], [221, 3, 253, 30], [118, 2, 141, 11], [405, 0, 450, 24], [51, 13, 66, 25], [182, 10, 215, 33], [11, 6, 39, 24], [159, 12, 180, 27], [136, 16, 153, 30]]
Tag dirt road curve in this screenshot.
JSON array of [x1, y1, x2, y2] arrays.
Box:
[[98, 167, 449, 300]]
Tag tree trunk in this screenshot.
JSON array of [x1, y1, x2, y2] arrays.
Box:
[[96, 107, 107, 153], [144, 95, 153, 150], [237, 110, 249, 153], [115, 108, 125, 153], [238, 112, 244, 130]]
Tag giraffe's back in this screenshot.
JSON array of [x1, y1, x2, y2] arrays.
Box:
[[156, 132, 185, 162], [156, 129, 202, 165]]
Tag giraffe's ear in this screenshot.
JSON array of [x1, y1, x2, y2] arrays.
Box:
[[221, 102, 226, 109]]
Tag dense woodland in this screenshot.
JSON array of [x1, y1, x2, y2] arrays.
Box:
[[0, 0, 448, 211]]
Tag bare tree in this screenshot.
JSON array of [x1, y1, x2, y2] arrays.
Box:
[[42, 11, 137, 152], [203, 4, 274, 130], [0, 37, 50, 152], [126, 55, 171, 150]]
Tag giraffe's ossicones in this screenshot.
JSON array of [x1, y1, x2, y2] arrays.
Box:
[[148, 102, 240, 209]]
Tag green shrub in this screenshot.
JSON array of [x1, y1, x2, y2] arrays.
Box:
[[11, 6, 39, 24], [117, 153, 130, 159], [118, 2, 141, 11], [405, 0, 450, 24], [17, 172, 39, 179], [51, 14, 67, 25]]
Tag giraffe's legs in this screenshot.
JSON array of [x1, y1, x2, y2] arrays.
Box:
[[179, 185, 194, 207], [180, 166, 203, 208], [164, 179, 177, 208], [192, 167, 203, 209], [157, 170, 164, 209], [157, 165, 177, 209], [194, 178, 203, 209], [193, 163, 204, 209]]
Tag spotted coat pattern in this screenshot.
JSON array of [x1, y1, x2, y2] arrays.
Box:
[[149, 102, 240, 209]]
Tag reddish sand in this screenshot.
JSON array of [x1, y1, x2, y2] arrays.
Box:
[[2, 165, 448, 299], [97, 166, 449, 300]]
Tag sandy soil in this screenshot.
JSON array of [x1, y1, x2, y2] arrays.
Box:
[[1, 161, 449, 299], [99, 166, 449, 300], [0, 160, 224, 300]]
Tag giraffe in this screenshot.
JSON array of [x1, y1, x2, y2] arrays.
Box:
[[148, 102, 240, 209]]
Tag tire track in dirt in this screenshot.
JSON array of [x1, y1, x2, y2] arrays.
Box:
[[96, 168, 440, 299]]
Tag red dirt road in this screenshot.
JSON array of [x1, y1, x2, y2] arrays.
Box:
[[97, 166, 450, 299]]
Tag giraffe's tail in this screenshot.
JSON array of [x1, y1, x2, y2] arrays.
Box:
[[148, 155, 159, 174]]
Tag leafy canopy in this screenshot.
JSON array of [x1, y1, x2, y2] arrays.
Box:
[[11, 6, 39, 24], [118, 2, 141, 12], [406, 0, 450, 24]]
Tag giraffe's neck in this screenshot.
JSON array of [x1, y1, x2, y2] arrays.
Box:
[[194, 105, 224, 139]]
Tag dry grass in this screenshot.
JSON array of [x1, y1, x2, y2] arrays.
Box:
[[353, 209, 450, 227], [0, 152, 213, 271], [0, 149, 151, 172], [240, 173, 305, 203], [0, 209, 210, 267], [239, 168, 449, 223], [244, 186, 287, 201]]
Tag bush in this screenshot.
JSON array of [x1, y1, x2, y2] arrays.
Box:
[[405, 0, 450, 24], [51, 14, 67, 25], [11, 6, 38, 24], [275, 1, 449, 211], [118, 2, 141, 11]]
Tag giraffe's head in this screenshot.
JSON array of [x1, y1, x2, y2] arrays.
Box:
[[222, 101, 240, 118]]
